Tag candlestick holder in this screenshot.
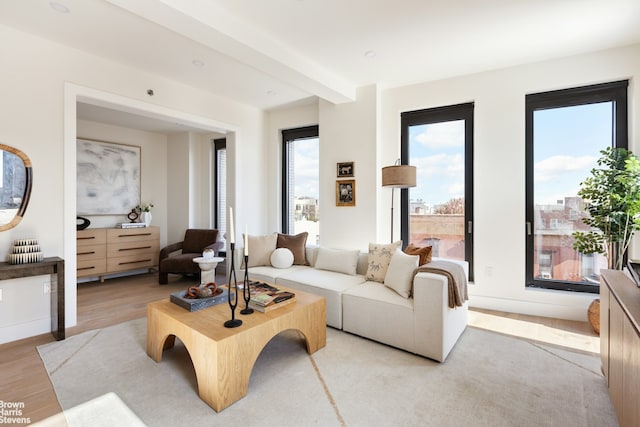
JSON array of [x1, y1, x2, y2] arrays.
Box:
[[224, 243, 242, 328], [240, 255, 254, 315]]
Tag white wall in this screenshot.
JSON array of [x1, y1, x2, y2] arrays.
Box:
[[0, 24, 265, 343]]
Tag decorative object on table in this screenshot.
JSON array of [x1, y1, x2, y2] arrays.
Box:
[[77, 139, 140, 215], [170, 285, 229, 312], [127, 209, 138, 223], [185, 282, 219, 298], [572, 147, 640, 270], [192, 256, 223, 286], [337, 161, 354, 177], [76, 216, 91, 230], [116, 222, 146, 229], [336, 179, 356, 207], [248, 281, 296, 313], [0, 143, 33, 233], [224, 207, 242, 328], [587, 299, 600, 335], [136, 202, 153, 226], [382, 159, 417, 242], [202, 248, 215, 260], [240, 229, 253, 315], [8, 238, 44, 264]]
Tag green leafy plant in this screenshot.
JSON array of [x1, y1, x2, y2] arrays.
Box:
[[135, 202, 154, 213], [572, 147, 640, 270]]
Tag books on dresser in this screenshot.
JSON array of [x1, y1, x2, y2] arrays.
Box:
[[248, 281, 296, 312]]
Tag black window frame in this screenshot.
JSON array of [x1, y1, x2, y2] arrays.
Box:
[[213, 138, 226, 254], [401, 102, 474, 281], [525, 80, 628, 293], [281, 125, 319, 234]]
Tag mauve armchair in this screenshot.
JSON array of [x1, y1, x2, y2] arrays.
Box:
[[158, 229, 223, 284]]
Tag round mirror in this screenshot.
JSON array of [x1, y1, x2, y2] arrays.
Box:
[[0, 144, 32, 231]]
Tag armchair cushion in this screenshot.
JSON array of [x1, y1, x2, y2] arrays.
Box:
[[182, 229, 220, 254]]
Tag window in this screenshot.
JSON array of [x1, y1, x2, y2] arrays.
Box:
[[401, 103, 474, 280], [214, 138, 226, 250], [525, 80, 628, 292], [282, 126, 319, 244]]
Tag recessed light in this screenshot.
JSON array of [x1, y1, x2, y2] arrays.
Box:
[[49, 2, 70, 13], [364, 50, 376, 58], [192, 59, 205, 68]]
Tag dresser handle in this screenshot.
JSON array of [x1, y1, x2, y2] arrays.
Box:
[[77, 266, 95, 271], [119, 246, 152, 252], [78, 251, 96, 256], [78, 236, 96, 240], [119, 259, 152, 266], [118, 233, 152, 238]]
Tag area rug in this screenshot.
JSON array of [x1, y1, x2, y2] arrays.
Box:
[[37, 318, 617, 427]]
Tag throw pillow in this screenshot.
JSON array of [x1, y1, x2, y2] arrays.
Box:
[[314, 247, 360, 276], [384, 249, 419, 298], [277, 232, 309, 265], [404, 243, 433, 266], [270, 248, 294, 269], [365, 241, 402, 283], [245, 233, 278, 268]]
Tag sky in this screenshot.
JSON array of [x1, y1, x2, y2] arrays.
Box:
[[290, 102, 613, 208]]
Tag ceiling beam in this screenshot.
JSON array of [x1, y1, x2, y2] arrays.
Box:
[[105, 0, 356, 104]]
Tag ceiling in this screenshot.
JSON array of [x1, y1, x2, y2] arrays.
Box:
[[2, 0, 640, 132]]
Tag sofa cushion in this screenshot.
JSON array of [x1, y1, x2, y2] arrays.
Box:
[[365, 241, 401, 282], [246, 265, 312, 283], [314, 247, 360, 275], [270, 248, 294, 269], [277, 232, 309, 265], [246, 234, 277, 267], [384, 249, 419, 298], [404, 243, 433, 266]]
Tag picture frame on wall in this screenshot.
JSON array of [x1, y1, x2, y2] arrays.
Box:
[[77, 138, 141, 215], [336, 179, 356, 207], [337, 162, 354, 178]]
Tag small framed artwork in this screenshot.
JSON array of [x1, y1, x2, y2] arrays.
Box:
[[337, 162, 354, 178], [336, 180, 356, 207]]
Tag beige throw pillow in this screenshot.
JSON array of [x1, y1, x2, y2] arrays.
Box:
[[384, 249, 419, 298], [365, 241, 402, 283], [245, 234, 278, 267], [314, 247, 360, 275]]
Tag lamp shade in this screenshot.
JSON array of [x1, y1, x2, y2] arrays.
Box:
[[382, 165, 416, 188]]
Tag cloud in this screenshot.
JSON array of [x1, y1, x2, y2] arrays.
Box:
[[534, 155, 596, 183], [414, 120, 464, 149]]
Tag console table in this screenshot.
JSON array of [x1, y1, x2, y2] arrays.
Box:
[[600, 269, 640, 426], [0, 257, 65, 340]]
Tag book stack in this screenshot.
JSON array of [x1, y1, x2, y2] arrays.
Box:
[[116, 222, 147, 229], [249, 281, 296, 313]]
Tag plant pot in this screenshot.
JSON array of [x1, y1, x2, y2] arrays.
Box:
[[140, 211, 152, 226]]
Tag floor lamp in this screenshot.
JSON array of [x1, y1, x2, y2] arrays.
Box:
[[382, 160, 416, 243]]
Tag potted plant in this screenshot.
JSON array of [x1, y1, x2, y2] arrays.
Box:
[[135, 202, 154, 226], [572, 147, 640, 270]]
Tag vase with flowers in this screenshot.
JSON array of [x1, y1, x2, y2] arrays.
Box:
[[135, 202, 154, 226]]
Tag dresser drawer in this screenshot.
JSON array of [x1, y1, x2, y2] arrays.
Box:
[[77, 244, 106, 261], [107, 254, 157, 273], [107, 240, 160, 259], [77, 259, 107, 277], [77, 228, 107, 246], [106, 227, 159, 243]]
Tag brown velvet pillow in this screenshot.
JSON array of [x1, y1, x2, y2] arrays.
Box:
[[404, 243, 433, 266], [277, 232, 309, 265]]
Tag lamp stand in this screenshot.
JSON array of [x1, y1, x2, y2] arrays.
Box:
[[390, 187, 395, 243]]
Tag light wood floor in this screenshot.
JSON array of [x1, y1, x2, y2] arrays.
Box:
[[0, 272, 600, 424]]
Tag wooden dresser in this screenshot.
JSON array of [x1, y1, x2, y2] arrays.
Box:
[[77, 226, 160, 282], [600, 270, 640, 426]]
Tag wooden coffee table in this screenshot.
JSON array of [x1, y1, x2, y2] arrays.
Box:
[[146, 285, 326, 412]]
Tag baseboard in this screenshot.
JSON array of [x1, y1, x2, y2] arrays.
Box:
[[0, 317, 52, 345], [468, 294, 596, 322]]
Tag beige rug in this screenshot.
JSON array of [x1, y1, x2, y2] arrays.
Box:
[[38, 318, 617, 427]]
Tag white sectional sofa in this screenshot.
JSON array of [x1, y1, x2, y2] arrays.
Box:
[[239, 245, 468, 362]]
